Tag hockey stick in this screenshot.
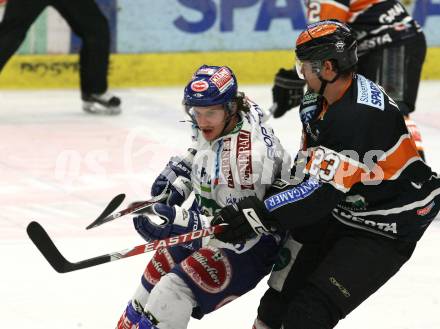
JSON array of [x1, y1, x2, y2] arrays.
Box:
[[27, 221, 224, 273], [85, 187, 169, 230], [93, 193, 126, 223], [87, 148, 198, 230]]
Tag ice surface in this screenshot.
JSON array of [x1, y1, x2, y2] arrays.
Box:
[[1, 82, 439, 328]]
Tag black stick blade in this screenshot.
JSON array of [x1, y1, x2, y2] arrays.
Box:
[[27, 221, 112, 273], [27, 221, 70, 273], [85, 193, 125, 230]]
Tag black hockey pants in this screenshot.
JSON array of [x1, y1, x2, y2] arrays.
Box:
[[0, 0, 110, 94], [257, 219, 416, 329]]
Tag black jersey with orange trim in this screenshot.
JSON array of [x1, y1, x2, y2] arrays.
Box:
[[264, 74, 439, 241], [306, 0, 423, 55]]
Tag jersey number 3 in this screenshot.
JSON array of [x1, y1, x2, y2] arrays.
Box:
[[309, 147, 341, 182]]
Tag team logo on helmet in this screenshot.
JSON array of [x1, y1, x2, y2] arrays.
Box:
[[190, 80, 209, 92], [184, 65, 238, 107], [335, 40, 345, 52]]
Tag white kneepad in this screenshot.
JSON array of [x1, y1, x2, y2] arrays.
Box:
[[144, 273, 197, 329]]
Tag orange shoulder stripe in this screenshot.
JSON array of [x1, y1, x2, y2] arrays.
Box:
[[366, 134, 421, 182], [350, 0, 381, 12], [320, 3, 349, 21], [304, 134, 421, 192]]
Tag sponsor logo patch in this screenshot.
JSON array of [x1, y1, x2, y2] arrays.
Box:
[[221, 137, 234, 188], [236, 130, 254, 190], [265, 179, 321, 211], [357, 75, 385, 111], [196, 67, 217, 76], [332, 208, 398, 234], [181, 247, 232, 293], [144, 248, 175, 285], [191, 80, 209, 92], [210, 67, 234, 93], [417, 201, 435, 216], [329, 277, 351, 298]]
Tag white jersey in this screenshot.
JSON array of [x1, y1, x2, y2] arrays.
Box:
[[188, 100, 289, 252], [126, 101, 290, 329]]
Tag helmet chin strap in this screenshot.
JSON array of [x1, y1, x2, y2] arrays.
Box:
[[314, 59, 340, 95], [317, 72, 339, 95]]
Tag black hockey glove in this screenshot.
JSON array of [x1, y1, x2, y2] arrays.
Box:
[[271, 68, 305, 118], [211, 196, 281, 244]]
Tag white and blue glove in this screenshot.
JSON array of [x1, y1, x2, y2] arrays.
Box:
[[151, 150, 195, 206], [133, 203, 209, 250]]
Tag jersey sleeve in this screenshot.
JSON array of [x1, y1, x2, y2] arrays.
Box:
[[264, 177, 345, 229], [247, 104, 291, 201]]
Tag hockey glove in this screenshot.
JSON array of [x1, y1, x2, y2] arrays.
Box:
[[272, 68, 305, 118], [299, 90, 324, 124], [211, 196, 281, 244], [151, 149, 195, 206], [133, 203, 209, 250]]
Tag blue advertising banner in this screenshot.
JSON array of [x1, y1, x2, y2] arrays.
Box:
[[2, 0, 439, 55], [117, 0, 306, 52], [116, 0, 440, 53]]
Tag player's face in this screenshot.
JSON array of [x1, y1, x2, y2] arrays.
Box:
[[296, 60, 322, 92], [193, 105, 228, 141]]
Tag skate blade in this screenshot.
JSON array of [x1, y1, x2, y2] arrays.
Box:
[[82, 102, 122, 115]]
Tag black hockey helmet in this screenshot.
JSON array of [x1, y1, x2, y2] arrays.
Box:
[[295, 20, 358, 72]]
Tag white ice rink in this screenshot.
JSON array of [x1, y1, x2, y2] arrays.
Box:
[[1, 82, 439, 328]]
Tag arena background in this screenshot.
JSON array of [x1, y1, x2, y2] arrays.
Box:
[[0, 0, 439, 88]]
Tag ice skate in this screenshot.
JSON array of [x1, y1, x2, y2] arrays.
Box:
[[82, 92, 121, 115]]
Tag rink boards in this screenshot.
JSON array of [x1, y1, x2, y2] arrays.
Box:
[[1, 48, 440, 89]]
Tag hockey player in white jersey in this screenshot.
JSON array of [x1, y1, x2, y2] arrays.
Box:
[[116, 65, 290, 329]]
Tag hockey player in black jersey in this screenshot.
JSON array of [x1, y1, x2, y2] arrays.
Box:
[[212, 20, 440, 329], [272, 0, 426, 158]]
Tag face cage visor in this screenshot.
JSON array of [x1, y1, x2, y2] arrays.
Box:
[[183, 102, 234, 126], [295, 59, 323, 80]]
